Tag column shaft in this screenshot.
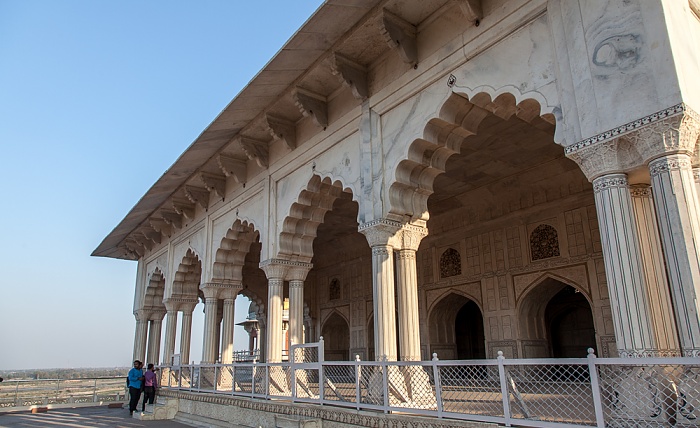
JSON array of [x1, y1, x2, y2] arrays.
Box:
[[289, 280, 304, 348], [650, 154, 700, 353], [163, 310, 178, 365], [146, 319, 163, 365], [266, 279, 284, 362], [221, 298, 236, 363], [372, 245, 397, 361], [593, 174, 655, 354], [133, 320, 148, 363], [201, 297, 219, 363], [396, 249, 421, 361], [180, 310, 193, 365]]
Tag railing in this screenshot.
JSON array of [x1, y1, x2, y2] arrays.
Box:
[[158, 346, 700, 428], [0, 376, 127, 409]]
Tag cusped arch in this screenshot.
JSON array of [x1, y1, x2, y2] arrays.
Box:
[[212, 220, 260, 282], [278, 174, 357, 263], [170, 249, 202, 300], [389, 90, 556, 221], [144, 268, 166, 310]]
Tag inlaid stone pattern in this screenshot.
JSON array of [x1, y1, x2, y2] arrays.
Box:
[[530, 224, 560, 261], [439, 248, 461, 278]]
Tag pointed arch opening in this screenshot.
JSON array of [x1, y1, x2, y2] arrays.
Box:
[[428, 292, 485, 359], [321, 312, 350, 361]]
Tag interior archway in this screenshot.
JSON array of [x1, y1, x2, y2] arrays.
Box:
[[429, 292, 484, 359], [321, 312, 350, 361]]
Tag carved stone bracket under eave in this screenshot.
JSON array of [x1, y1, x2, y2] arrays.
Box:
[[124, 239, 144, 258], [292, 88, 328, 129], [140, 227, 162, 245], [265, 114, 297, 150], [149, 217, 172, 237], [379, 9, 417, 66], [159, 209, 183, 230], [133, 233, 154, 251], [458, 0, 483, 23], [330, 53, 368, 101], [238, 136, 269, 168], [199, 172, 226, 199], [217, 154, 247, 184], [172, 197, 196, 220], [184, 185, 210, 210]]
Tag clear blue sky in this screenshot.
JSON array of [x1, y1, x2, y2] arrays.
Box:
[[0, 0, 323, 370]]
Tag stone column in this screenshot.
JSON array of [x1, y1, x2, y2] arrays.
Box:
[[258, 319, 267, 362], [179, 303, 197, 365], [592, 174, 656, 354], [220, 284, 242, 364], [132, 310, 149, 363], [162, 301, 179, 365], [146, 313, 164, 365], [260, 260, 289, 363], [200, 284, 221, 363], [394, 224, 428, 361], [649, 154, 700, 353], [630, 186, 681, 354], [288, 265, 312, 349], [360, 220, 402, 361]]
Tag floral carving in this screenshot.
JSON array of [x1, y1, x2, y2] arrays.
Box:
[[440, 248, 461, 278], [530, 224, 560, 261]]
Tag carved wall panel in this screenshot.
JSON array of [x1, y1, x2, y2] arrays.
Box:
[[488, 340, 517, 358], [529, 224, 561, 261], [494, 229, 506, 271], [506, 226, 523, 268], [480, 233, 493, 273], [465, 236, 481, 276], [439, 248, 462, 278], [565, 208, 588, 257]]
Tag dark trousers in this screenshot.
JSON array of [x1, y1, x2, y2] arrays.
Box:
[[142, 386, 156, 410], [128, 386, 142, 412]]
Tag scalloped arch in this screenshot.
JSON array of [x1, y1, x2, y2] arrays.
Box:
[[144, 268, 165, 310], [212, 220, 260, 282], [278, 174, 356, 263], [171, 249, 202, 299], [389, 90, 556, 221]]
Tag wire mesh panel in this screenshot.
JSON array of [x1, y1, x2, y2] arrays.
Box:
[[322, 364, 356, 404], [268, 365, 292, 397], [293, 346, 319, 364], [180, 367, 192, 389], [505, 362, 596, 426], [598, 363, 700, 427], [198, 366, 217, 392], [233, 365, 253, 394], [358, 364, 384, 406], [253, 365, 267, 396], [294, 367, 320, 400], [439, 363, 503, 417], [217, 366, 233, 393], [385, 364, 437, 410]]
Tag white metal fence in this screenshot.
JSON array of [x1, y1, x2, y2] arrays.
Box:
[[158, 342, 700, 428], [0, 377, 127, 409]]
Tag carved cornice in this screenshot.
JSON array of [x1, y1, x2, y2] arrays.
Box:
[[238, 136, 269, 168], [330, 53, 368, 101], [592, 174, 628, 194], [649, 154, 693, 177], [292, 88, 328, 129], [265, 114, 296, 150], [458, 0, 483, 23], [160, 209, 183, 230], [379, 9, 417, 66], [199, 172, 226, 199], [217, 154, 247, 184], [184, 185, 210, 210]]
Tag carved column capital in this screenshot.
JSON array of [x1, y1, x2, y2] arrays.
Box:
[[200, 281, 242, 300], [395, 224, 428, 252], [649, 154, 693, 177], [358, 218, 402, 247], [134, 309, 152, 322], [149, 310, 166, 322], [628, 110, 700, 163], [592, 173, 628, 194]]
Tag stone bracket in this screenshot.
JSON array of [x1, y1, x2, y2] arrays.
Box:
[[185, 185, 210, 210], [141, 227, 162, 245], [330, 53, 368, 101], [149, 217, 172, 237], [292, 88, 328, 129], [160, 209, 183, 230], [458, 0, 483, 23], [265, 114, 297, 150], [217, 154, 247, 184], [172, 197, 196, 220], [238, 136, 269, 168], [199, 172, 226, 199], [379, 9, 417, 66]]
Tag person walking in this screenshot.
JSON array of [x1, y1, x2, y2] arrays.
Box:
[[142, 363, 158, 411], [127, 360, 144, 415]]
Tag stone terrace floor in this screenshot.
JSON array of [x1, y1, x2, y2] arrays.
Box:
[[0, 406, 189, 428]]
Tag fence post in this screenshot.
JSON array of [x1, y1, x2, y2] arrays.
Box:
[[291, 345, 297, 402], [587, 348, 606, 428], [497, 351, 512, 427], [252, 362, 257, 399], [93, 378, 98, 402], [382, 360, 389, 413], [432, 353, 444, 418], [319, 338, 325, 403], [355, 355, 361, 410]]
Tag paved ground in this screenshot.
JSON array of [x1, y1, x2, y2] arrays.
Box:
[[0, 406, 189, 428]]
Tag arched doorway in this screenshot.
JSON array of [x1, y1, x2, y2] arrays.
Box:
[[429, 293, 485, 360], [321, 312, 349, 361], [546, 285, 595, 358]]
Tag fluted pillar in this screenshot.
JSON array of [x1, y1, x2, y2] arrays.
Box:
[[220, 283, 242, 364], [260, 261, 289, 363], [394, 224, 428, 361], [649, 154, 700, 353], [630, 186, 681, 353], [288, 266, 311, 350], [133, 310, 149, 363], [179, 303, 196, 365], [162, 301, 179, 365], [593, 174, 656, 354], [360, 220, 403, 361], [146, 315, 164, 365], [200, 285, 221, 363]]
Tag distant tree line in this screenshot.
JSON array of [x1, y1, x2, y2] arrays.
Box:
[[0, 367, 129, 380]]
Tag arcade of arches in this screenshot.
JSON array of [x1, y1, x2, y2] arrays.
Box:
[[94, 0, 700, 368]]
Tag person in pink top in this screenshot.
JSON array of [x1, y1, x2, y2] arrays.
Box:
[[142, 363, 158, 411]]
